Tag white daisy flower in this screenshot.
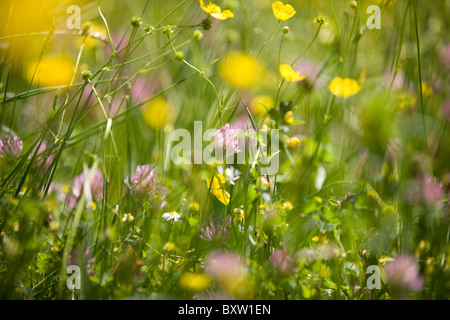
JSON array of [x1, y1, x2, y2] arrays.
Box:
[[218, 166, 242, 185], [162, 211, 182, 222]]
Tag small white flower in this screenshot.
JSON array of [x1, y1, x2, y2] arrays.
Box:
[[225, 167, 241, 185], [162, 211, 182, 222], [218, 166, 242, 185], [121, 213, 135, 222]]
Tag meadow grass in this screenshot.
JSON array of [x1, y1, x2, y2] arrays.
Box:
[[0, 0, 449, 300]]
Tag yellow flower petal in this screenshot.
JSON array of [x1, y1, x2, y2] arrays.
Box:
[[211, 10, 234, 20], [287, 137, 301, 149], [219, 51, 265, 89], [141, 97, 173, 130], [328, 77, 361, 98], [280, 64, 306, 82], [27, 56, 75, 87], [284, 111, 294, 124], [199, 0, 234, 20], [272, 1, 296, 21], [420, 81, 433, 98], [250, 95, 274, 117], [179, 272, 211, 291], [214, 188, 230, 206], [206, 174, 230, 205]]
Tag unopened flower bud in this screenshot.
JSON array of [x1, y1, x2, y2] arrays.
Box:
[[175, 51, 185, 61], [81, 70, 92, 81], [201, 18, 212, 31], [144, 25, 155, 33], [193, 30, 204, 41], [82, 21, 93, 35], [131, 16, 142, 28], [162, 25, 174, 35]]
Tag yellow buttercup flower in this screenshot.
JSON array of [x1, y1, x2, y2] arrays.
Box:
[[141, 97, 173, 130], [179, 272, 211, 291], [27, 56, 75, 87], [207, 173, 230, 205], [280, 64, 306, 82], [199, 0, 234, 20], [219, 51, 265, 89], [250, 95, 274, 117], [188, 201, 200, 211], [272, 1, 296, 21], [286, 137, 301, 149], [328, 77, 361, 98], [284, 111, 294, 124], [420, 81, 433, 98]]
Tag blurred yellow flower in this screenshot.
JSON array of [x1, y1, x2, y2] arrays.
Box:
[[284, 111, 294, 124], [27, 56, 75, 87], [179, 272, 211, 291], [272, 1, 296, 21], [287, 137, 301, 149], [250, 95, 274, 117], [328, 77, 361, 98], [163, 242, 176, 251], [188, 201, 200, 211], [199, 0, 234, 20], [280, 64, 306, 82], [367, 190, 377, 198], [219, 52, 265, 89], [49, 221, 60, 232], [319, 265, 331, 278], [282, 201, 293, 211], [420, 81, 433, 98], [207, 173, 230, 205], [141, 97, 173, 130], [398, 93, 417, 110]]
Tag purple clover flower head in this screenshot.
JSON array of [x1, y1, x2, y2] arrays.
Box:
[[440, 44, 450, 67], [67, 168, 104, 211], [30, 141, 54, 170], [270, 248, 298, 275], [293, 59, 324, 91], [213, 123, 240, 158], [0, 135, 23, 159], [231, 115, 257, 152], [206, 250, 246, 288], [385, 255, 424, 297], [200, 213, 232, 244], [131, 78, 155, 104], [422, 174, 443, 206], [46, 182, 68, 203], [124, 164, 167, 201], [382, 70, 406, 91], [442, 100, 450, 122]]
